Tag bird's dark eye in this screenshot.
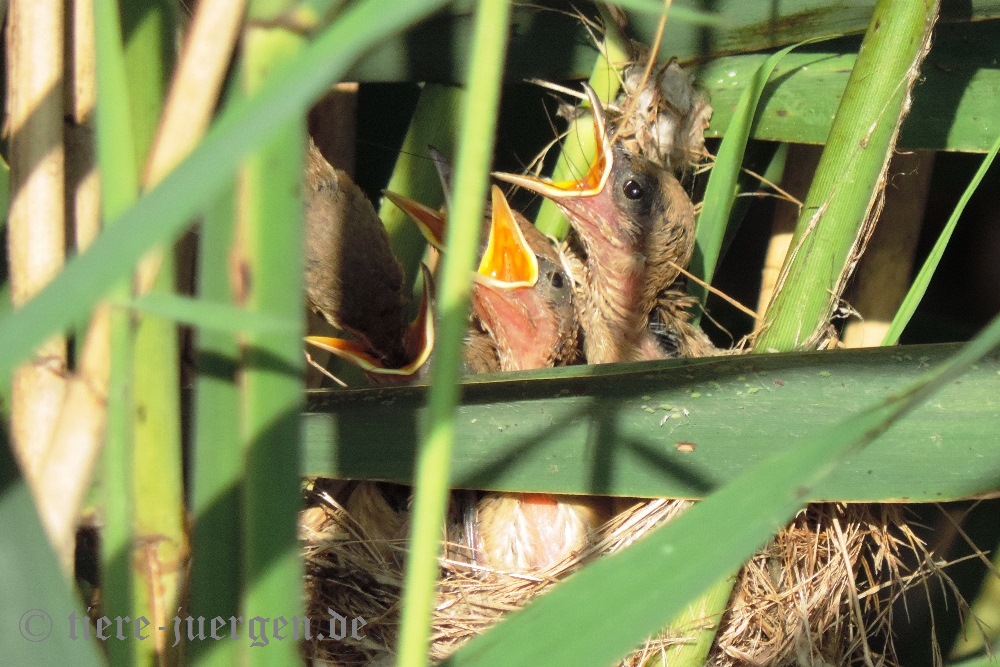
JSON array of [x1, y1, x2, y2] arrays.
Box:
[[549, 271, 565, 289], [622, 179, 644, 200]]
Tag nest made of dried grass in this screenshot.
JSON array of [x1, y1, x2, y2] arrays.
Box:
[[302, 479, 956, 666]]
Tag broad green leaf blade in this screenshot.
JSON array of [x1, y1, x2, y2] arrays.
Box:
[[0, 0, 451, 387], [629, 0, 1000, 61], [349, 4, 602, 83], [346, 2, 1000, 86], [596, 0, 719, 22], [445, 312, 1000, 667], [303, 342, 1000, 502], [702, 21, 1000, 153]]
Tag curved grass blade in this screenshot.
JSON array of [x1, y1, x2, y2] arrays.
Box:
[[883, 129, 1000, 345], [692, 37, 832, 302]]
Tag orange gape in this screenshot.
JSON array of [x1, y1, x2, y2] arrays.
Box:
[[477, 186, 538, 288], [494, 85, 705, 364], [550, 120, 608, 194]]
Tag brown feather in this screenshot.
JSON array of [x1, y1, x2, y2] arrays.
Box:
[[303, 141, 409, 368]]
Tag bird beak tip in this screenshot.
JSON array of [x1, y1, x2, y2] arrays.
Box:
[[305, 335, 387, 373], [492, 116, 611, 200], [401, 265, 435, 374], [305, 266, 435, 378], [383, 190, 446, 249]]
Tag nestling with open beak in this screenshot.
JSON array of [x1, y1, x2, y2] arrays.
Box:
[[302, 141, 433, 381], [388, 183, 609, 573], [495, 86, 714, 363]]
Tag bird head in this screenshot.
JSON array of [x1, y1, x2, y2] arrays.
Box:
[[493, 85, 695, 280], [387, 185, 578, 372], [472, 188, 576, 370], [305, 264, 435, 379]]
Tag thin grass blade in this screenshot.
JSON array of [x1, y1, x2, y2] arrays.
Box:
[[397, 0, 512, 662], [123, 293, 298, 335], [692, 38, 828, 301], [883, 130, 1000, 345], [93, 0, 142, 662]]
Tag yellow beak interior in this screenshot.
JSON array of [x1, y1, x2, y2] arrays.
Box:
[[492, 85, 611, 199], [476, 186, 538, 289], [550, 120, 607, 194]]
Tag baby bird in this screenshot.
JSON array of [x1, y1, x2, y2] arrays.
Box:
[[302, 141, 432, 380], [389, 184, 609, 573], [495, 87, 714, 363]]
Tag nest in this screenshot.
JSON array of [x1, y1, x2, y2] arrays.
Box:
[[303, 481, 952, 666], [712, 503, 954, 667], [614, 60, 714, 176]]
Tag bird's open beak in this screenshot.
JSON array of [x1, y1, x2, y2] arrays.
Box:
[[493, 85, 612, 200], [471, 188, 558, 371], [474, 186, 538, 289], [387, 187, 538, 289], [383, 190, 446, 250], [306, 265, 435, 376]]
